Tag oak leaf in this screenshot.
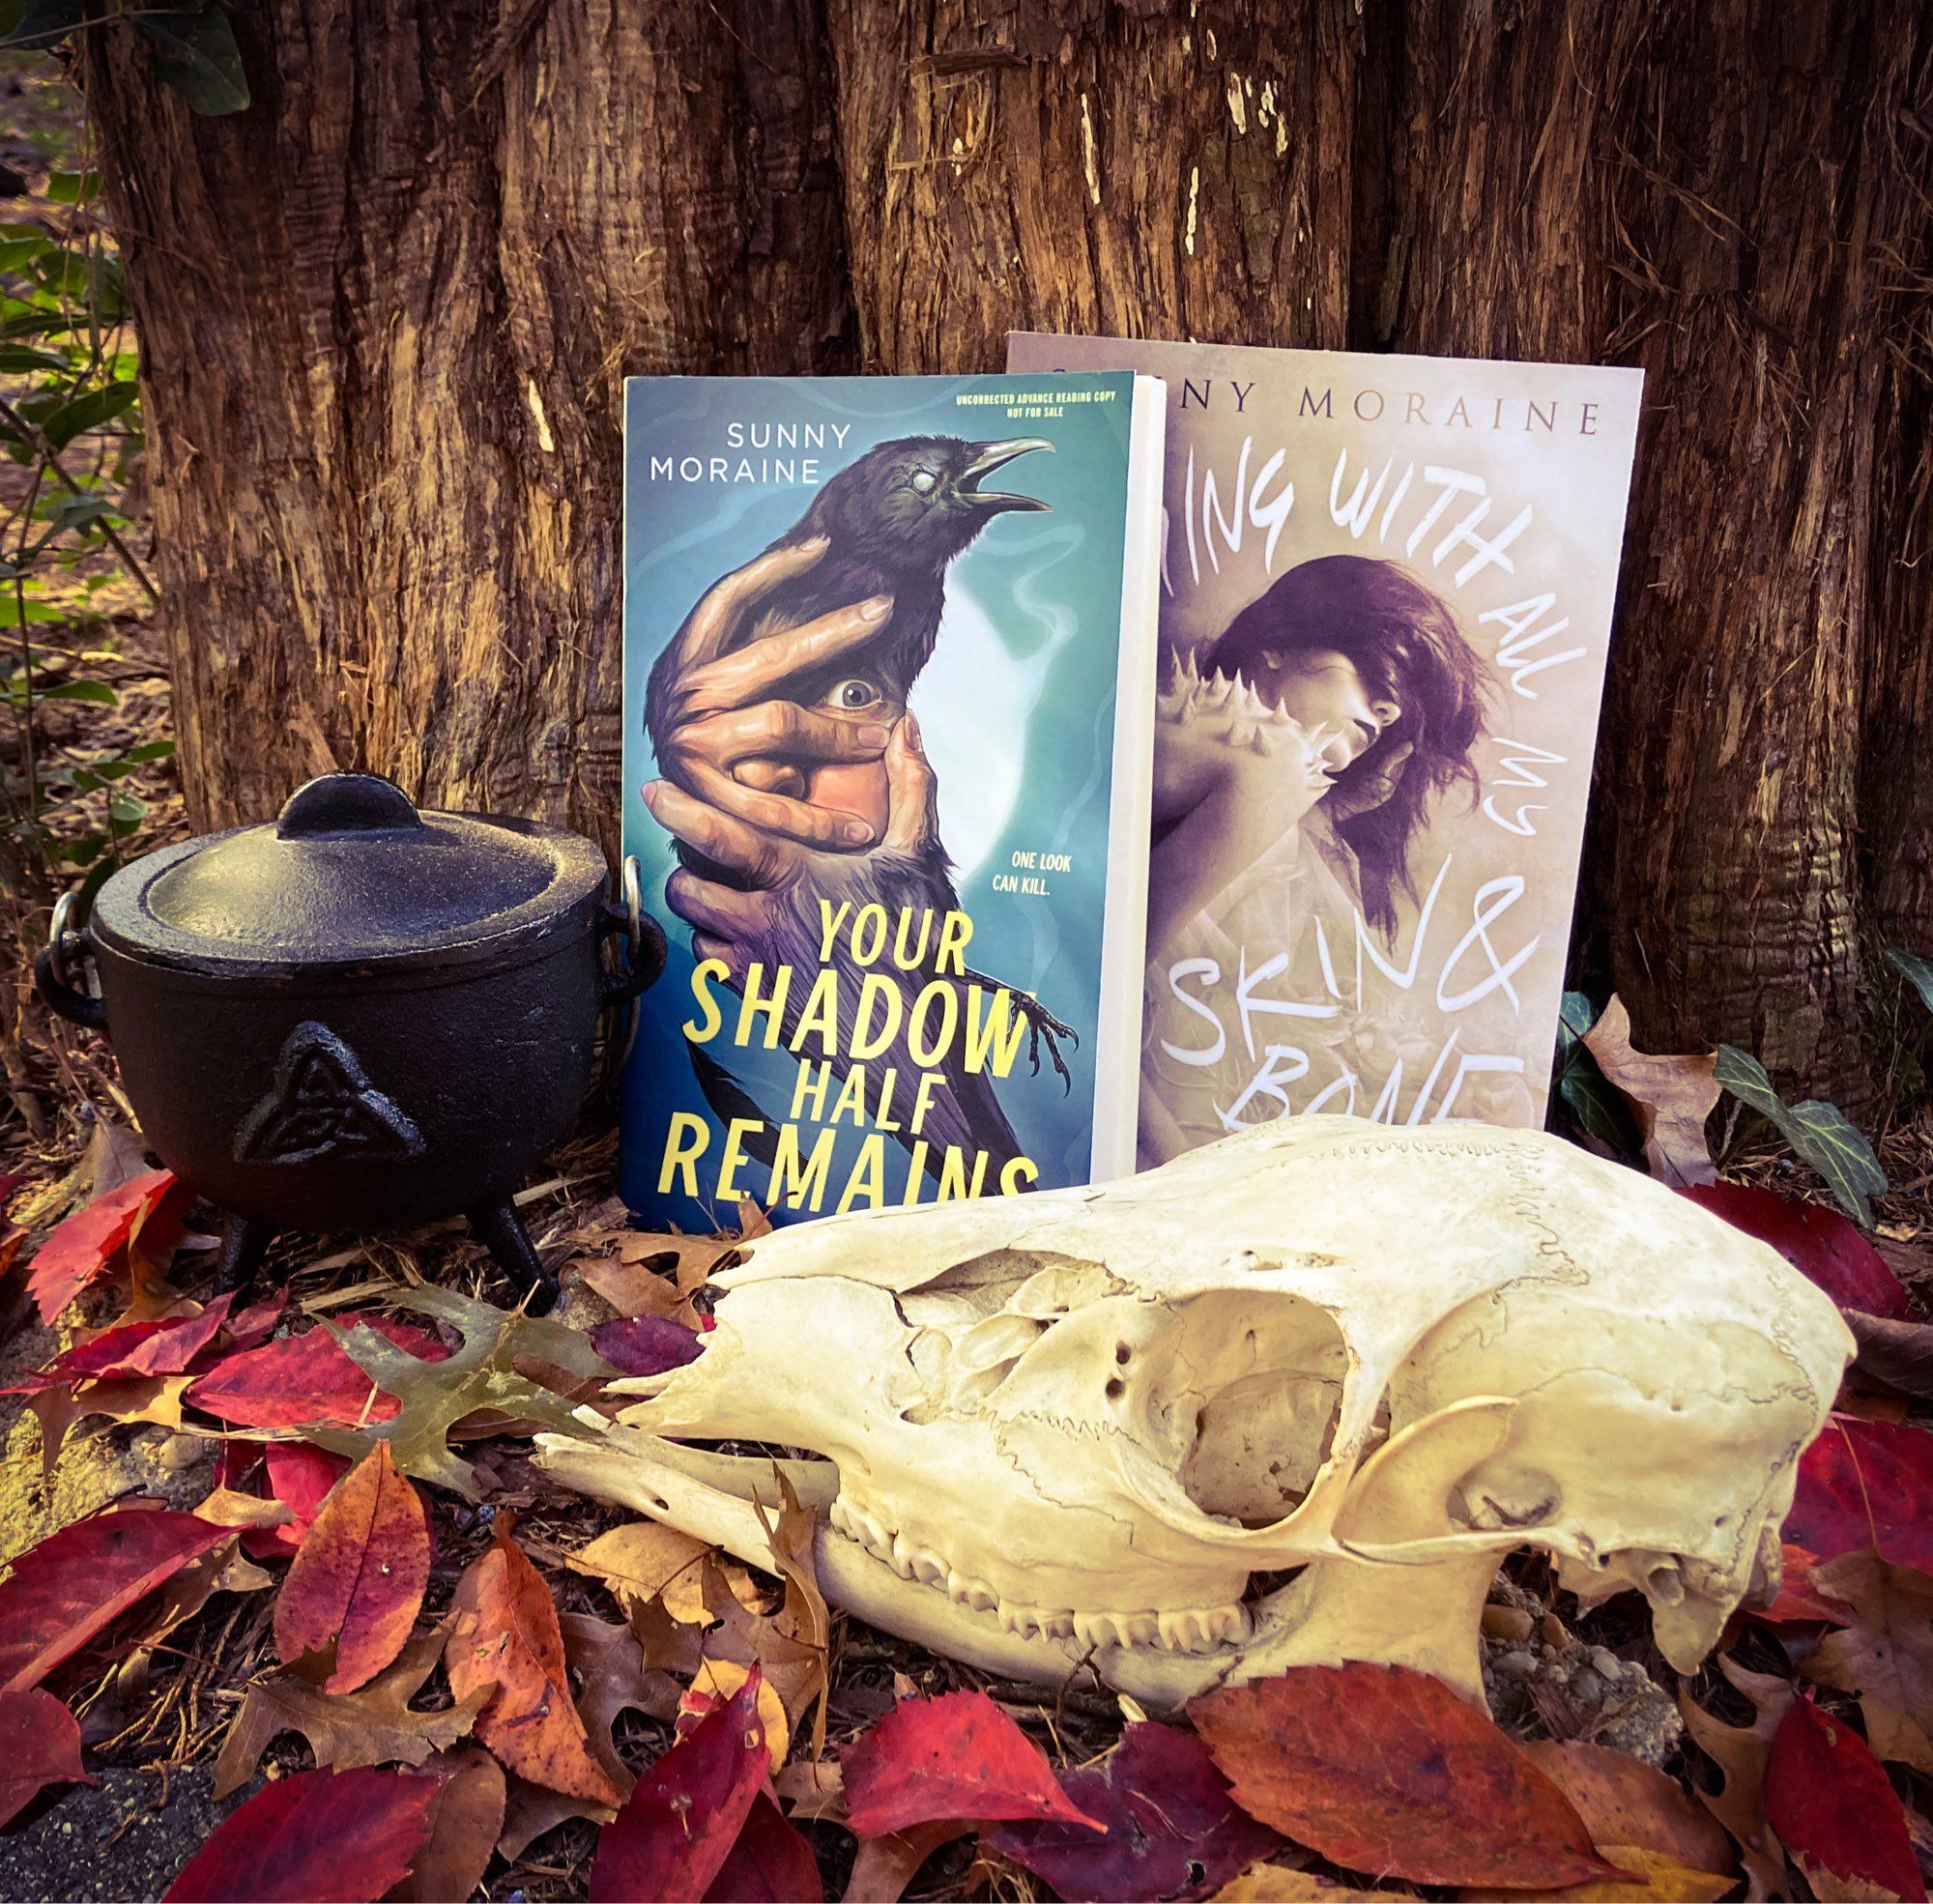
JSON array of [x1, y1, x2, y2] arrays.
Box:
[[24, 1371, 194, 1477], [274, 1441, 430, 1692], [1802, 1551, 1933, 1774], [560, 1608, 680, 1794], [445, 1519, 625, 1806], [0, 1687, 94, 1828], [162, 1763, 440, 1903], [1580, 997, 1718, 1186], [1764, 1694, 1923, 1901], [1191, 1660, 1623, 1890], [1676, 1656, 1794, 1900], [26, 1167, 183, 1323]]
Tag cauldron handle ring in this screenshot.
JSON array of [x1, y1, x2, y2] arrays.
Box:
[[33, 892, 106, 1030], [599, 854, 665, 1010]]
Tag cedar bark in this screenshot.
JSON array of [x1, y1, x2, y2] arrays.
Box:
[[71, 0, 1933, 1103]]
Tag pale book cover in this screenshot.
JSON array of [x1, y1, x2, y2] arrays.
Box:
[[1007, 333, 1644, 1161]]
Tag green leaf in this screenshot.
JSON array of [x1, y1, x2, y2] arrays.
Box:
[[1887, 947, 1933, 1017], [1715, 1044, 1889, 1226], [40, 381, 138, 450], [43, 169, 99, 207], [47, 494, 114, 535], [0, 0, 83, 50], [136, 7, 251, 116], [125, 739, 176, 764], [107, 792, 148, 827], [41, 678, 118, 706], [0, 599, 67, 627], [0, 235, 54, 274], [1559, 990, 1599, 1041]]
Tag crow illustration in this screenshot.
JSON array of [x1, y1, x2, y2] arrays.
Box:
[[646, 434, 1076, 1178]]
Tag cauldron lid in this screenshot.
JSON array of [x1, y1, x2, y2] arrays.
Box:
[[93, 772, 607, 972]]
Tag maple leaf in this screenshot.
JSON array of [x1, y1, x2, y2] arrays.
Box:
[[25, 1167, 184, 1323], [163, 1763, 441, 1903], [1764, 1694, 1924, 1901], [304, 1285, 613, 1499], [1190, 1661, 1624, 1890], [706, 1790, 822, 1903], [187, 1314, 447, 1430], [1801, 1551, 1933, 1775], [214, 1625, 485, 1797], [1680, 1182, 1913, 1317], [0, 1506, 230, 1691], [1579, 996, 1719, 1187], [989, 1720, 1281, 1903], [274, 1442, 430, 1692], [1675, 1656, 1794, 1898], [1785, 1415, 1933, 1574], [392, 1745, 505, 1904], [587, 1666, 770, 1904], [841, 1688, 1102, 1839], [445, 1518, 626, 1806], [0, 1687, 94, 1828]]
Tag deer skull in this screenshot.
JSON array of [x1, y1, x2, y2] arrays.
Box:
[[537, 1116, 1853, 1706]]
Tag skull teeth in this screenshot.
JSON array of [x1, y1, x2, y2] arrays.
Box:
[[828, 1493, 1247, 1655]]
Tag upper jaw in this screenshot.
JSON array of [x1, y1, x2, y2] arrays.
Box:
[[958, 437, 1053, 511]]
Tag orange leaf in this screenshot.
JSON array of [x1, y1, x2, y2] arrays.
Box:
[[445, 1521, 624, 1807], [273, 1443, 430, 1693], [1191, 1661, 1626, 1890]]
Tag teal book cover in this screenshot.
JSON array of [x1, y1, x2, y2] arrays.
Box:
[[620, 372, 1165, 1228]]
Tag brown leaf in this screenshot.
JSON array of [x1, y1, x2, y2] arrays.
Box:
[[774, 1757, 845, 1823], [698, 1554, 825, 1754], [1214, 1873, 1413, 1903], [754, 1469, 832, 1755], [27, 1373, 192, 1478], [1676, 1657, 1794, 1901], [274, 1443, 430, 1693], [559, 1608, 680, 1793], [393, 1745, 505, 1904], [496, 1775, 619, 1863], [214, 1625, 484, 1798], [568, 1521, 714, 1623], [843, 1820, 964, 1904], [1518, 1741, 1735, 1878], [1580, 995, 1719, 1186], [1845, 1312, 1933, 1400], [445, 1520, 625, 1806], [1803, 1551, 1933, 1774]]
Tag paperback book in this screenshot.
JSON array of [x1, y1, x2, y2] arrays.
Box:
[[1007, 332, 1643, 1162], [620, 371, 1167, 1226]]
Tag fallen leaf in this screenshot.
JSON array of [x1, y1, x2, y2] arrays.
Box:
[[1843, 1312, 1933, 1400], [214, 1625, 484, 1798], [259, 1443, 352, 1554], [1803, 1551, 1933, 1774], [136, 1534, 275, 1651], [1681, 1182, 1912, 1317], [757, 1470, 832, 1755], [588, 1666, 769, 1904], [393, 1745, 505, 1904], [591, 1313, 705, 1376], [1785, 1415, 1933, 1573], [274, 1442, 430, 1692], [25, 1371, 195, 1477], [569, 1519, 714, 1623], [0, 1687, 94, 1827], [1473, 1845, 1736, 1902], [989, 1720, 1281, 1902], [446, 1518, 625, 1806], [686, 1657, 790, 1772], [1191, 1661, 1621, 1890], [187, 1315, 447, 1428], [1579, 996, 1718, 1187], [26, 1167, 183, 1322], [1764, 1694, 1923, 1900], [1757, 1543, 1857, 1626], [707, 1789, 822, 1902], [162, 1763, 440, 1902], [1517, 1741, 1735, 1878], [1676, 1657, 1794, 1900], [1213, 1871, 1409, 1902], [560, 1608, 680, 1793], [4, 1292, 242, 1395], [0, 1506, 230, 1691], [497, 1776, 620, 1863], [843, 1821, 965, 1903], [842, 1689, 1102, 1839], [774, 1757, 845, 1823]]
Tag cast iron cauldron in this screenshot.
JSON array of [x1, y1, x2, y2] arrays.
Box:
[[34, 771, 665, 1313]]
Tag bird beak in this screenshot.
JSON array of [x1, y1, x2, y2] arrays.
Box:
[[958, 438, 1053, 511]]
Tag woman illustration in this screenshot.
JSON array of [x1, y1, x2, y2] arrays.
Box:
[[1141, 554, 1491, 1163]]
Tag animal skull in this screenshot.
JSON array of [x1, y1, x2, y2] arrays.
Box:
[[538, 1116, 1853, 1706]]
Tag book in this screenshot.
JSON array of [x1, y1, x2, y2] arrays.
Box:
[[620, 371, 1168, 1226], [1006, 332, 1643, 1160]]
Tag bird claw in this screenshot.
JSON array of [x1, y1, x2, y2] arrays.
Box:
[[964, 968, 1078, 1094]]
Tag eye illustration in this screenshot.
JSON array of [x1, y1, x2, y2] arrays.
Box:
[[823, 677, 882, 712], [909, 469, 938, 494]]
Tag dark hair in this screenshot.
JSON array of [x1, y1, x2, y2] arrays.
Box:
[[1204, 554, 1488, 938]]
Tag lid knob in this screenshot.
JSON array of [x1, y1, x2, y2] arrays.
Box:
[[274, 772, 425, 840]]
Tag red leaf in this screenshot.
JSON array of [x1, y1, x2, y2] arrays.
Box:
[[1764, 1694, 1925, 1900], [258, 1443, 351, 1554], [1682, 1183, 1913, 1318], [162, 1764, 440, 1902], [589, 1666, 769, 1904], [0, 1687, 94, 1828], [187, 1316, 446, 1428], [591, 1313, 705, 1377], [1756, 1543, 1856, 1627], [704, 1789, 821, 1902], [988, 1721, 1279, 1902], [274, 1443, 430, 1692], [6, 1293, 244, 1399], [26, 1168, 181, 1323], [1190, 1661, 1622, 1890], [842, 1689, 1103, 1840], [1785, 1414, 1933, 1573], [0, 1507, 230, 1691]]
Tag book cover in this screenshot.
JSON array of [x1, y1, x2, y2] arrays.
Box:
[[1007, 333, 1643, 1159], [620, 372, 1165, 1226]]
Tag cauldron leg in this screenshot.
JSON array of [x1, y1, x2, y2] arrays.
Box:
[[468, 1198, 558, 1315], [214, 1215, 274, 1294]]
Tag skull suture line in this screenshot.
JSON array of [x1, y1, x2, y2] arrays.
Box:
[[537, 1116, 1854, 1707]]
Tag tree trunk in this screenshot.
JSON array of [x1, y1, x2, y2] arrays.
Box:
[[74, 0, 1933, 1105]]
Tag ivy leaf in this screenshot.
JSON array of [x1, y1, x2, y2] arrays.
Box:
[[1889, 947, 1933, 1017], [0, 0, 83, 52], [304, 1285, 614, 1499], [1714, 1046, 1888, 1225], [1553, 993, 1640, 1155], [135, 6, 251, 117]]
